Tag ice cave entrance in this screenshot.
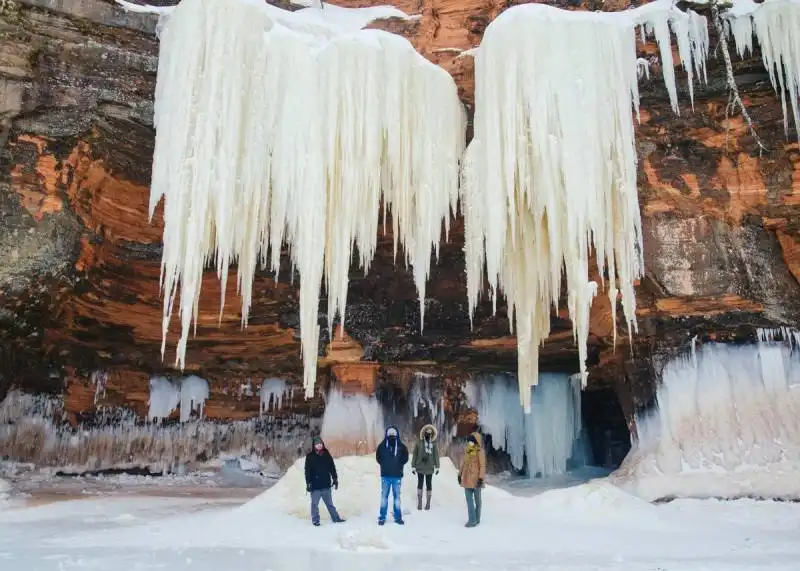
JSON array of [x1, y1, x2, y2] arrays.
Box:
[[464, 373, 601, 480]]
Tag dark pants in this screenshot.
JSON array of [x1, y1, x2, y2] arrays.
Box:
[[310, 487, 341, 524], [416, 473, 433, 491]]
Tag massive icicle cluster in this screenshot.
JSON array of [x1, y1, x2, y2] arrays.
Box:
[[464, 373, 584, 477], [460, 1, 725, 412], [150, 0, 464, 399], [462, 5, 646, 412], [614, 337, 800, 501]]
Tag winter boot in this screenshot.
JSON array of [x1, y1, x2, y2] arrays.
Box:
[[425, 490, 431, 510], [395, 518, 405, 525], [417, 490, 423, 510], [378, 519, 385, 526]]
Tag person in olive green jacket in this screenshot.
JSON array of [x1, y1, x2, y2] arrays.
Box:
[[411, 423, 440, 510], [458, 431, 486, 527]]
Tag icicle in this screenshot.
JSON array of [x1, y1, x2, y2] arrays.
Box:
[[150, 0, 465, 400], [463, 5, 644, 412], [179, 375, 209, 423], [628, 1, 709, 113], [725, 0, 800, 138], [260, 378, 288, 416], [148, 376, 180, 422]]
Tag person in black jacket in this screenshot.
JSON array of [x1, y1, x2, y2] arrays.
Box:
[[304, 436, 345, 526], [375, 425, 409, 525]]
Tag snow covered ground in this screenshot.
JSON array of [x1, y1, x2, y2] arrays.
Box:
[[1, 456, 799, 571]]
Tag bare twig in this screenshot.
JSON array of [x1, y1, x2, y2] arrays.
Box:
[[711, 4, 769, 155]]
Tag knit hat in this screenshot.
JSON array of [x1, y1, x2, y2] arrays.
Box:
[[312, 436, 324, 446], [467, 434, 477, 445]]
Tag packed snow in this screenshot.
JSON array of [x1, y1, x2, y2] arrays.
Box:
[[1, 454, 800, 570], [241, 455, 510, 520], [614, 339, 800, 501], [260, 377, 291, 415]]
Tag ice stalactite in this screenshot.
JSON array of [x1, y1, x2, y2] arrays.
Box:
[[462, 5, 645, 412], [725, 0, 800, 138], [148, 377, 180, 422], [179, 375, 209, 423], [91, 371, 108, 405], [320, 385, 385, 456], [260, 378, 291, 416], [408, 373, 445, 437], [614, 341, 800, 501], [148, 0, 464, 401], [464, 373, 584, 477], [629, 1, 709, 112], [148, 375, 209, 423]]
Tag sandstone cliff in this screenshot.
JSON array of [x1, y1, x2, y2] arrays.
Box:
[[0, 0, 798, 466]]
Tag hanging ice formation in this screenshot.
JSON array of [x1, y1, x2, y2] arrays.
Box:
[[461, 2, 713, 412], [147, 375, 209, 422], [614, 338, 800, 501], [724, 0, 800, 138], [260, 378, 291, 416], [465, 373, 583, 477], [144, 0, 465, 401], [408, 373, 446, 436], [320, 385, 385, 455]]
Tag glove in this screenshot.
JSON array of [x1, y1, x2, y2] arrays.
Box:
[[306, 483, 312, 493], [435, 469, 439, 475], [457, 475, 462, 485], [477, 478, 484, 488], [411, 469, 416, 476], [333, 479, 339, 490]]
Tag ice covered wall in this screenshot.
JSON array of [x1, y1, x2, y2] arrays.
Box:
[[0, 389, 314, 473], [147, 0, 465, 402], [465, 373, 584, 477], [320, 385, 385, 456], [613, 334, 800, 501]]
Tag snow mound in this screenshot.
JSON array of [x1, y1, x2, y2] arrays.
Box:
[[526, 479, 657, 520], [240, 454, 510, 520]]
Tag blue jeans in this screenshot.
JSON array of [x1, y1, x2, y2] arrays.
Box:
[[379, 477, 402, 521], [465, 487, 482, 524]]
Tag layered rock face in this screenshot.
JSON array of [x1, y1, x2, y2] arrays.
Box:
[[0, 0, 798, 471]]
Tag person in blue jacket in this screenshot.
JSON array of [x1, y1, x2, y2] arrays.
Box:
[[375, 425, 409, 525]]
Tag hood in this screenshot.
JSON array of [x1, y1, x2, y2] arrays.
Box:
[[384, 425, 400, 439], [469, 431, 483, 449], [419, 424, 438, 442]]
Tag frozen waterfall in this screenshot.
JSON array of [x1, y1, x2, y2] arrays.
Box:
[[614, 332, 800, 501], [464, 373, 586, 478]]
